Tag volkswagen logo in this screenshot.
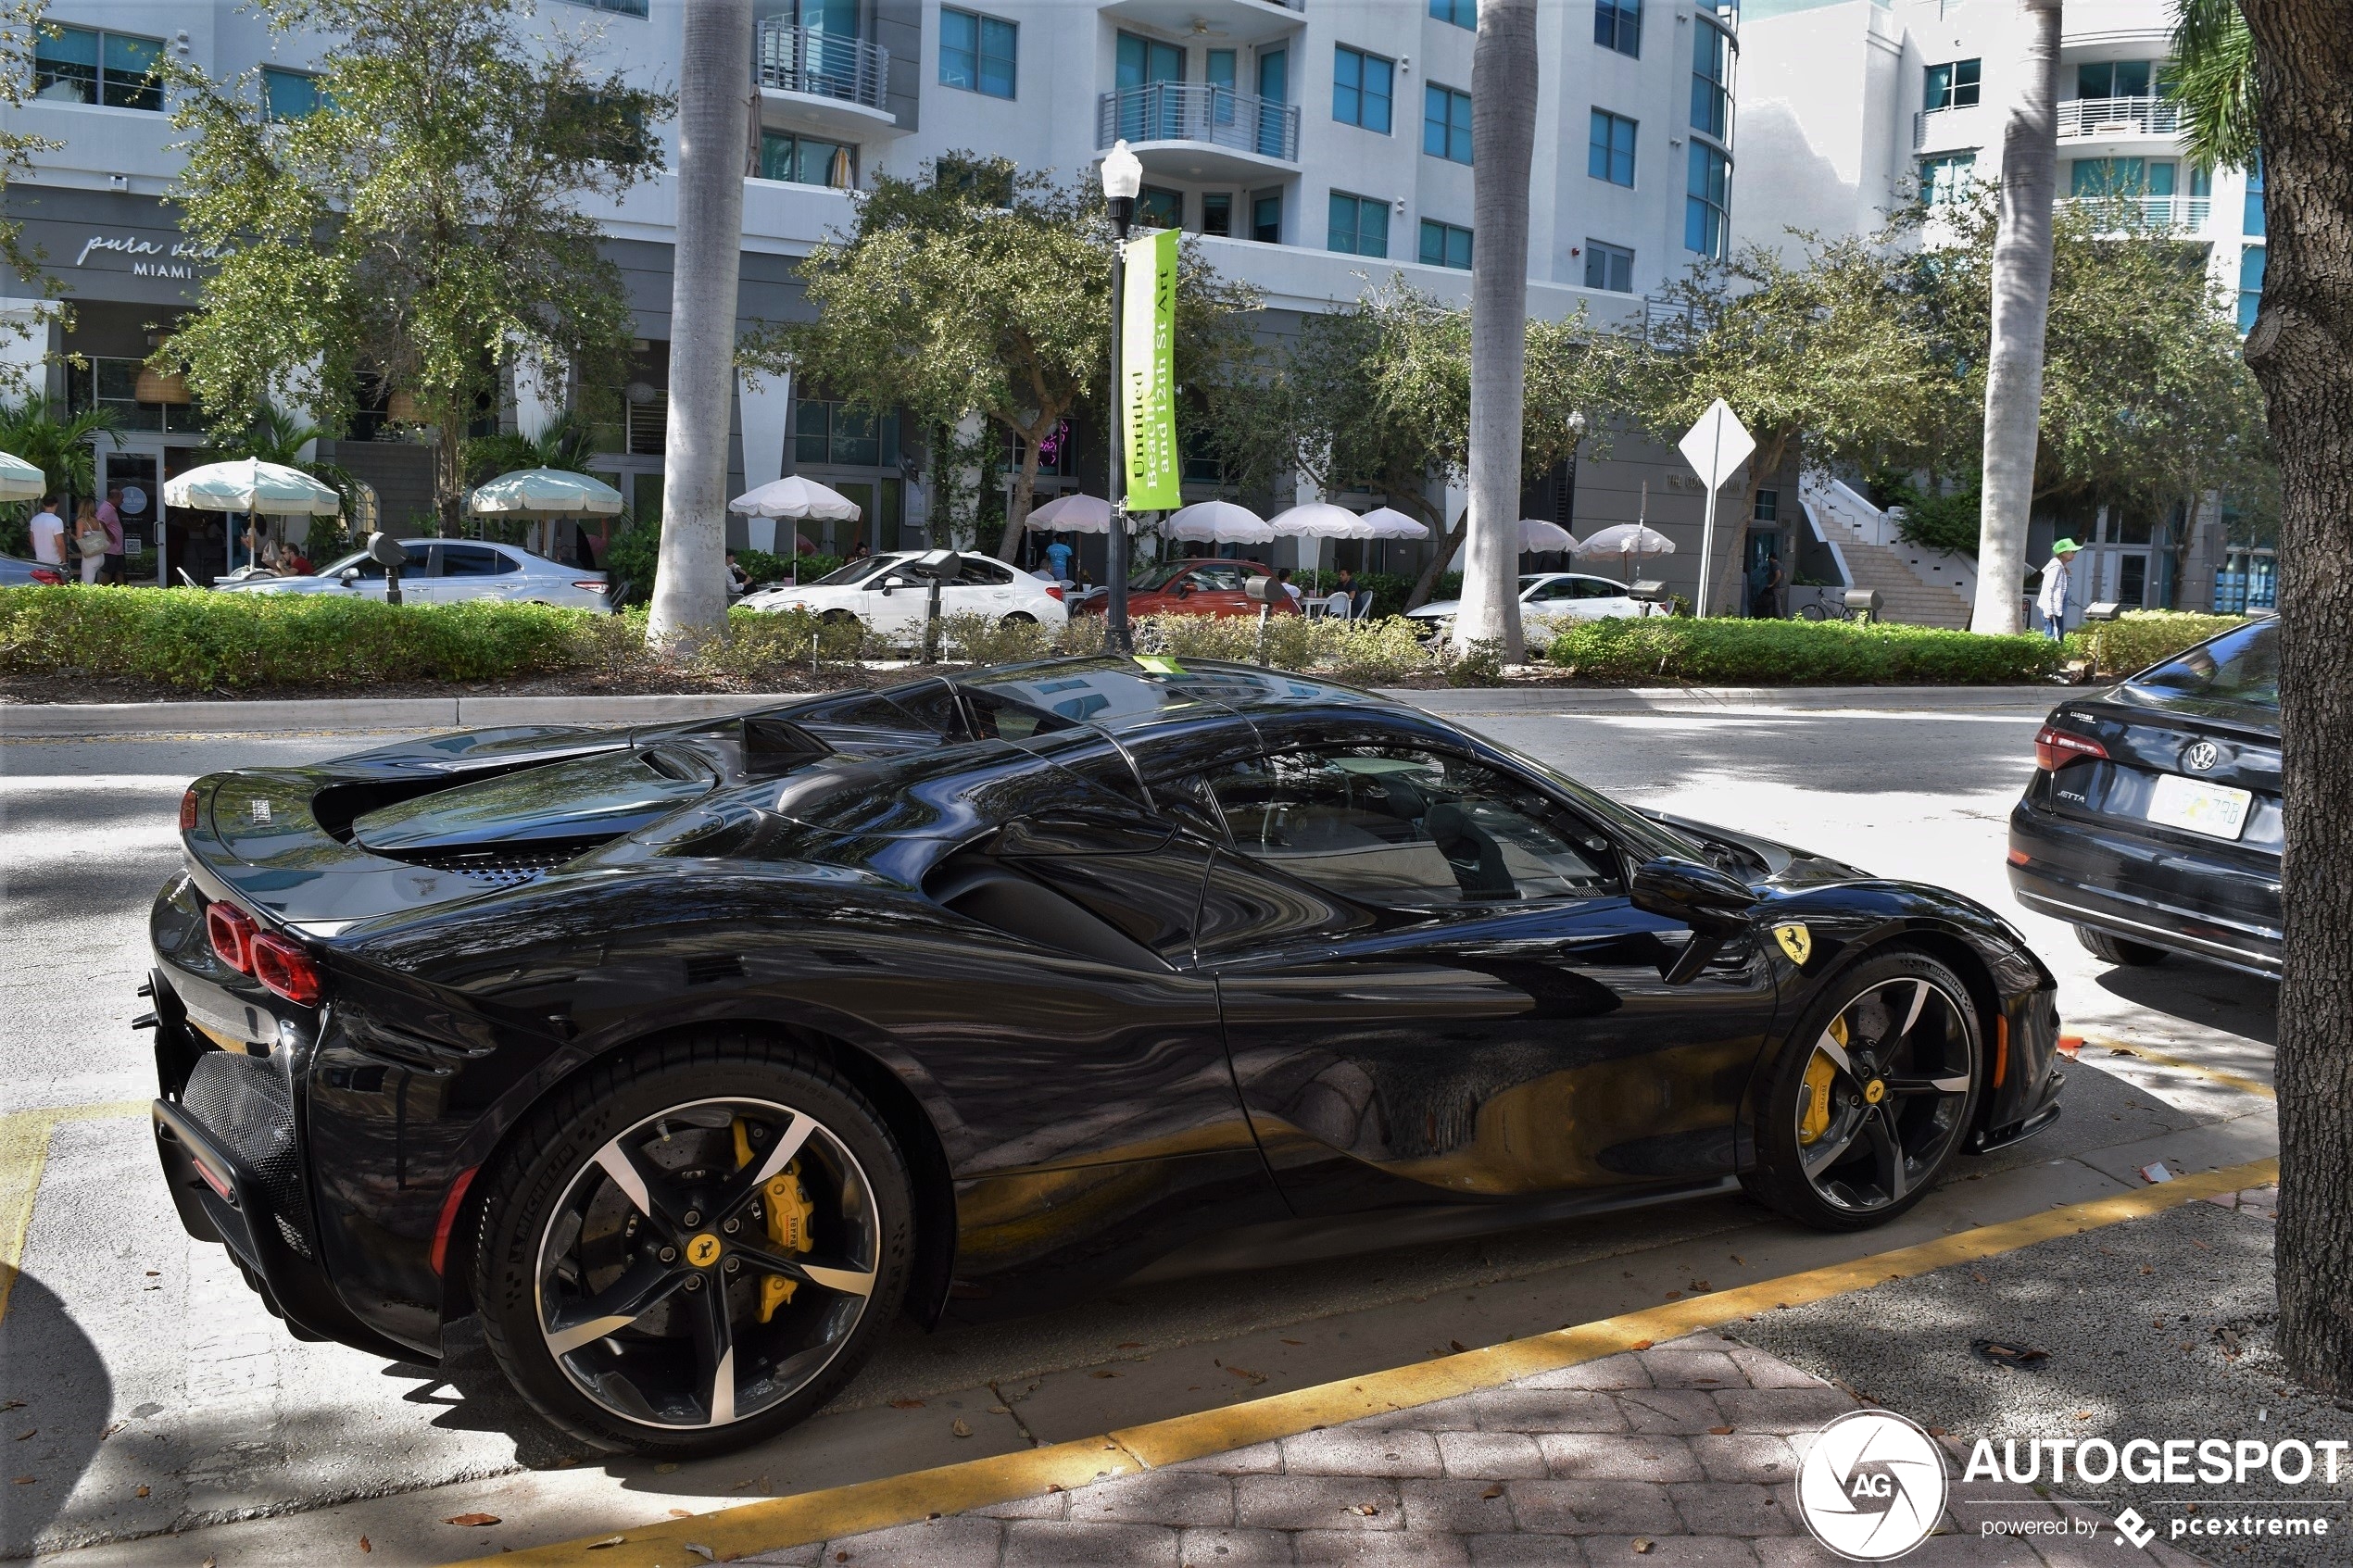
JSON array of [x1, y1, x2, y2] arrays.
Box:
[[2182, 741, 2222, 773]]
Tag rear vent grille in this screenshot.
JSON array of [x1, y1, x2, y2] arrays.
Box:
[[385, 838, 611, 884], [182, 1051, 313, 1258]]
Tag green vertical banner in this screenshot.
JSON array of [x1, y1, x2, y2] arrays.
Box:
[[1121, 228, 1181, 510]]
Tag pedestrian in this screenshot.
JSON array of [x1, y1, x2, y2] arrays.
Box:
[[2035, 537, 2081, 641], [848, 539, 872, 560], [1043, 536, 1074, 582], [97, 484, 126, 583], [1276, 566, 1302, 607], [1750, 551, 1785, 619], [283, 542, 313, 575], [27, 494, 63, 569], [725, 550, 750, 596], [72, 499, 109, 583]]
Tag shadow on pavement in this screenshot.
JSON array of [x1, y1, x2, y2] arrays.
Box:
[[379, 1318, 590, 1470], [0, 1270, 114, 1558], [2094, 960, 2278, 1047]]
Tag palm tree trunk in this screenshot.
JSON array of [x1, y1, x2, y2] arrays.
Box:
[[2239, 0, 2353, 1398], [1453, 0, 1539, 660], [647, 0, 752, 653], [1970, 0, 2061, 635]]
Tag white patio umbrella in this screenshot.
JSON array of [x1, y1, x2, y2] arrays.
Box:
[[1023, 493, 1113, 533], [729, 474, 863, 520], [164, 458, 342, 516], [0, 451, 45, 503], [1166, 499, 1274, 546], [1519, 518, 1577, 553], [467, 467, 624, 519], [1265, 501, 1365, 539], [1575, 522, 1676, 585], [1357, 507, 1431, 541]]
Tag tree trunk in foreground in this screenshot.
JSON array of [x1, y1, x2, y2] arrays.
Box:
[[648, 0, 751, 653], [2243, 0, 2353, 1397], [1970, 0, 2060, 635], [1453, 0, 1538, 660]]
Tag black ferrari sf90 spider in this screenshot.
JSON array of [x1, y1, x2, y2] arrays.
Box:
[[145, 659, 2062, 1454]]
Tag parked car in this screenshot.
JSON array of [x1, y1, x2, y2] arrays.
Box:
[[1407, 572, 1663, 634], [2007, 617, 2280, 977], [149, 659, 2061, 1457], [0, 553, 65, 586], [739, 550, 1068, 641], [1105, 559, 1300, 619], [213, 539, 610, 610]]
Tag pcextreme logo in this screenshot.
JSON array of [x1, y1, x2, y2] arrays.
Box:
[[1796, 1410, 1949, 1561]]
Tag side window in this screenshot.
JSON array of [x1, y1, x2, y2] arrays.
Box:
[[1202, 747, 1619, 908], [957, 558, 1014, 587], [1151, 771, 1228, 842], [439, 545, 513, 577], [1577, 579, 1625, 599], [1529, 579, 1579, 602]]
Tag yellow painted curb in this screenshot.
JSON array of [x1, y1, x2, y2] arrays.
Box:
[[455, 1155, 2277, 1567], [0, 1099, 153, 1323], [2079, 1035, 2277, 1101]]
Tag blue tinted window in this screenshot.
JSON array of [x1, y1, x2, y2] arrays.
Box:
[[1334, 45, 1393, 133], [1588, 109, 1636, 186], [1327, 192, 1390, 257], [1428, 0, 1476, 28], [1690, 20, 1730, 140], [1425, 85, 1472, 163], [1596, 0, 1641, 56], [941, 7, 1016, 97], [1686, 143, 1730, 257], [2238, 245, 2266, 333], [262, 67, 321, 122], [1419, 220, 1472, 270]]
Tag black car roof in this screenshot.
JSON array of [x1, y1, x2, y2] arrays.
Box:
[[950, 657, 1395, 739]]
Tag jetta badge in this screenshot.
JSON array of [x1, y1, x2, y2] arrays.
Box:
[[1774, 923, 1813, 965], [2183, 740, 2221, 772]]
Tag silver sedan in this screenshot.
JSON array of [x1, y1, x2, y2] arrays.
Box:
[[215, 539, 610, 610]]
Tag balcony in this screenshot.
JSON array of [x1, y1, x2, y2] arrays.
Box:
[[1097, 82, 1300, 182], [754, 19, 896, 134], [2057, 194, 2210, 231], [1912, 104, 1989, 154], [2057, 94, 2182, 140], [1100, 0, 1304, 46]]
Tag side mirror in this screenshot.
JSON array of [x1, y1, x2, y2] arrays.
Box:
[[1629, 856, 1759, 934], [338, 567, 360, 584], [1174, 581, 1192, 598]]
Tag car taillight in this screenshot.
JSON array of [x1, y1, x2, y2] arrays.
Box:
[[179, 788, 199, 831], [30, 568, 61, 585], [207, 902, 257, 973], [1045, 585, 1064, 602], [249, 933, 322, 1006], [573, 580, 609, 593], [2033, 725, 2108, 771]]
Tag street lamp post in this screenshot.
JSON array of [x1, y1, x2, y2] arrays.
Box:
[[1101, 139, 1142, 654]]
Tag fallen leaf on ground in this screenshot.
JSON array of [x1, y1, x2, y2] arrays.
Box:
[[12, 1430, 32, 1441], [99, 1422, 124, 1439], [1707, 1425, 1733, 1436], [2074, 1411, 2094, 1421], [1349, 1503, 1379, 1516], [1971, 1339, 2049, 1367], [1633, 1538, 1655, 1554], [1280, 1337, 1304, 1346], [669, 1508, 693, 1518], [133, 1485, 148, 1498], [444, 1513, 501, 1526], [1690, 1280, 1711, 1292], [1664, 1291, 1681, 1300], [950, 1419, 973, 1437], [0, 1402, 19, 1412], [202, 1558, 216, 1567], [359, 1537, 371, 1553], [1089, 1370, 1118, 1379], [585, 1536, 628, 1549], [685, 1545, 718, 1563], [1481, 1486, 1504, 1499], [1629, 1339, 1654, 1351], [1449, 1340, 1468, 1353], [1117, 1341, 1143, 1349], [1226, 1366, 1262, 1380], [11, 1477, 32, 1486], [888, 1399, 925, 1410], [1730, 1254, 1745, 1265], [1928, 1426, 1947, 1437]]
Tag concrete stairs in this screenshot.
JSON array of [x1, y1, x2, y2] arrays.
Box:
[[1801, 474, 1975, 630]]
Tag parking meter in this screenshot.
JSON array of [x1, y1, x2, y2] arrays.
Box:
[[900, 548, 963, 664], [1244, 573, 1274, 666], [365, 532, 411, 606]]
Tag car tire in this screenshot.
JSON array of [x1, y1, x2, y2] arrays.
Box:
[[2074, 925, 2170, 967], [472, 1031, 914, 1457], [820, 609, 858, 626], [1000, 612, 1038, 626], [1742, 947, 1983, 1233]]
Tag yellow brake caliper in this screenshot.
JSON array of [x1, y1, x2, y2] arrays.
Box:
[[734, 1118, 816, 1323], [1799, 1017, 1848, 1146]]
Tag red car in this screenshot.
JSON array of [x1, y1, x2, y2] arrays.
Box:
[[1103, 559, 1302, 619]]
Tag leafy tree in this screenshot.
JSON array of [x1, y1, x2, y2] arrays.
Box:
[[0, 395, 118, 499], [747, 155, 1257, 564], [159, 0, 671, 535], [464, 410, 602, 485], [2174, 0, 2353, 1396], [0, 3, 64, 397]]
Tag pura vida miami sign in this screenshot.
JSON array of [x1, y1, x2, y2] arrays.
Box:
[[71, 232, 223, 280]]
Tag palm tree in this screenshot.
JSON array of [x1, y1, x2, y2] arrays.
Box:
[[1453, 0, 1539, 661], [212, 406, 361, 552], [0, 395, 120, 503], [1970, 0, 2062, 636], [2165, 0, 2258, 169], [646, 0, 751, 653], [463, 410, 602, 484]]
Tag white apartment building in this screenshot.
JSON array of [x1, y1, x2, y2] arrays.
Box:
[[2, 0, 1794, 605], [1734, 0, 2264, 615]]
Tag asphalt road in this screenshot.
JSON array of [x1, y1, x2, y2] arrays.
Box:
[[0, 696, 2280, 1564]]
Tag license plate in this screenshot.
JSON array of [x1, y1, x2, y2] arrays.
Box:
[[2146, 772, 2253, 841]]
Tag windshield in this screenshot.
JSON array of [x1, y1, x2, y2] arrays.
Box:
[[2130, 619, 2278, 709], [1129, 562, 1197, 591], [809, 556, 898, 587]]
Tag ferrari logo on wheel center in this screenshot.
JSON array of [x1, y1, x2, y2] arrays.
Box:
[[1863, 1079, 1887, 1106], [685, 1233, 724, 1268]]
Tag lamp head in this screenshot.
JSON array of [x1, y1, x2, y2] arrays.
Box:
[[1568, 409, 1588, 435], [1101, 140, 1143, 202]]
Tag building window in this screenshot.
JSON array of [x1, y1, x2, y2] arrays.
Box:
[[1691, 19, 1732, 142], [1419, 220, 1472, 270], [1424, 85, 1473, 164], [1327, 191, 1390, 257], [1139, 185, 1184, 229], [1251, 187, 1283, 244], [1754, 488, 1779, 522], [760, 130, 857, 189], [1428, 0, 1476, 29], [1333, 45, 1394, 134], [940, 7, 1017, 99], [2239, 245, 2265, 334], [796, 399, 900, 468], [558, 0, 649, 13], [1202, 192, 1233, 237], [2244, 154, 2265, 236], [2076, 59, 2153, 99], [1686, 143, 1730, 257], [1588, 109, 1637, 187], [1919, 152, 1976, 206], [1595, 0, 1642, 57], [1583, 240, 1634, 293], [1923, 58, 1981, 110], [2070, 157, 2175, 197], [261, 67, 322, 122], [32, 24, 163, 111]]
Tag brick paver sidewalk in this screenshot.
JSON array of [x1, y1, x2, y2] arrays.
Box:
[[739, 1333, 2205, 1567]]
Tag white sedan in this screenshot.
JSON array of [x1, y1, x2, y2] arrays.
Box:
[[214, 539, 610, 609], [1406, 571, 1664, 633], [740, 551, 1069, 640]]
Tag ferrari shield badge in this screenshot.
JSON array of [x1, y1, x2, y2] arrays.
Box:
[[1773, 922, 1812, 966]]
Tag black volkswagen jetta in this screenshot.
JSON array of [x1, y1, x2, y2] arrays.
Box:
[[146, 659, 2062, 1456], [2008, 618, 2281, 977]]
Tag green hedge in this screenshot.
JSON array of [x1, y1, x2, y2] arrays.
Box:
[[2070, 610, 2245, 677], [1544, 616, 2063, 685]]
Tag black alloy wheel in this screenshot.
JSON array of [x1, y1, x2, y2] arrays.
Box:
[[1745, 948, 1982, 1231], [474, 1039, 912, 1455]]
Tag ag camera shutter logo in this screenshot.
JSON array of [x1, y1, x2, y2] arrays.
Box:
[[1797, 1410, 1950, 1561]]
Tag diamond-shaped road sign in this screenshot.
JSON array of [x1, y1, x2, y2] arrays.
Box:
[[1677, 398, 1755, 617]]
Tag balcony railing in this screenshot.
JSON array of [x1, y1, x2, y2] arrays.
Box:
[[2057, 94, 2182, 140], [2057, 194, 2210, 230], [1095, 82, 1301, 163], [755, 19, 887, 111], [1911, 104, 1986, 151]]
